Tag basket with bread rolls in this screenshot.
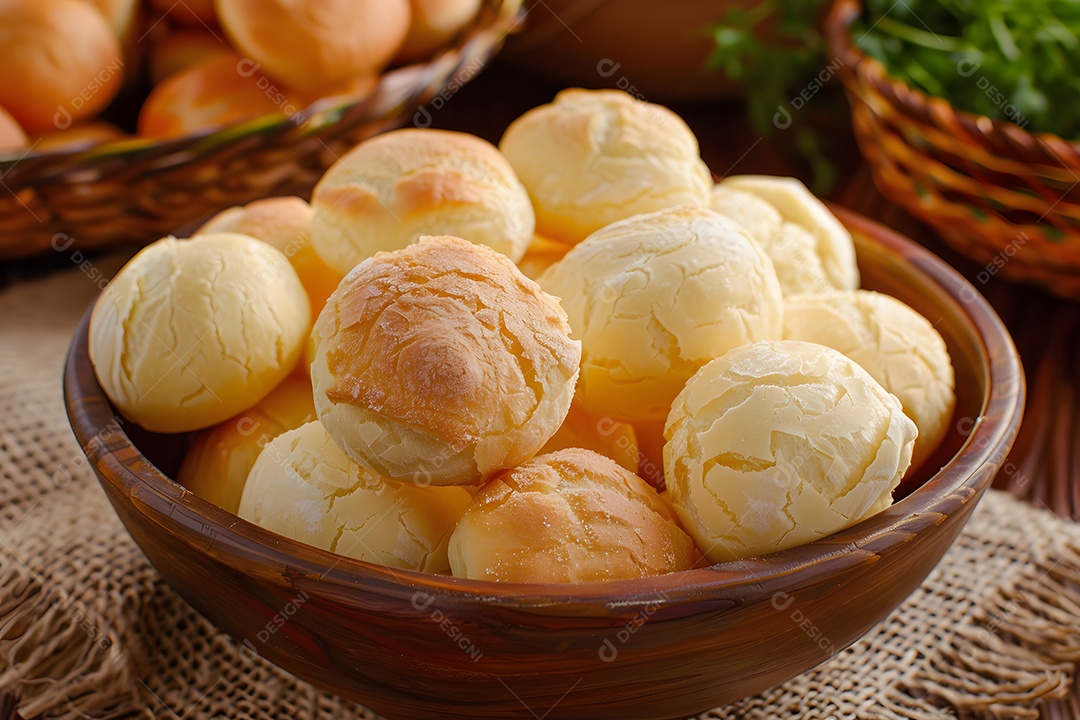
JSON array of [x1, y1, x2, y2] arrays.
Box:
[[0, 0, 518, 260], [65, 87, 1024, 716]]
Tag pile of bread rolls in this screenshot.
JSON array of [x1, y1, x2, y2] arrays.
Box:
[[0, 0, 498, 156], [88, 88, 956, 583]]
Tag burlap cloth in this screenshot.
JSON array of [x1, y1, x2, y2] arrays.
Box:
[[3, 258, 1080, 720]]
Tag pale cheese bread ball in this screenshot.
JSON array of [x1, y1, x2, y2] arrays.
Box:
[[239, 421, 471, 572], [215, 0, 410, 92], [664, 340, 917, 563], [538, 205, 783, 422], [397, 0, 481, 62], [447, 448, 697, 582], [198, 197, 343, 325], [311, 129, 535, 273], [89, 233, 310, 433], [499, 88, 713, 244], [311, 236, 580, 486], [538, 402, 639, 475], [783, 290, 955, 471], [717, 176, 859, 294], [177, 376, 316, 514]]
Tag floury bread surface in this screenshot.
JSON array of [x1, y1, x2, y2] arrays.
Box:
[[448, 448, 697, 582], [239, 421, 471, 572], [783, 290, 955, 471], [88, 233, 310, 433], [499, 89, 712, 244], [539, 206, 782, 422], [664, 340, 917, 562], [310, 236, 580, 486]]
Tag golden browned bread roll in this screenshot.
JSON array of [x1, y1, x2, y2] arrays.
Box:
[[538, 205, 783, 422], [311, 129, 535, 273], [239, 421, 472, 572], [0, 107, 28, 154], [215, 0, 411, 92], [396, 0, 481, 62], [138, 51, 301, 138], [538, 402, 639, 475], [447, 448, 698, 582], [310, 235, 580, 486], [197, 197, 343, 325], [89, 233, 310, 433], [33, 121, 128, 152], [499, 88, 713, 244], [0, 0, 124, 133], [149, 28, 227, 84], [177, 376, 316, 514]]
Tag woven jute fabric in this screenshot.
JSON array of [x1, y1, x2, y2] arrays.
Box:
[[2, 260, 1079, 720]]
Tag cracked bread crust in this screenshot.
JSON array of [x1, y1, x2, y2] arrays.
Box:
[[663, 340, 917, 563], [447, 448, 697, 582], [88, 233, 310, 433], [539, 205, 783, 422], [311, 235, 581, 486], [238, 421, 471, 573]]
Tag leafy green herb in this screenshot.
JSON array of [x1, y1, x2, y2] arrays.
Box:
[[707, 0, 836, 190], [855, 0, 1080, 138]]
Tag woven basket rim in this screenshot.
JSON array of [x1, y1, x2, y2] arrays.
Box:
[[824, 0, 1080, 159], [0, 0, 512, 172]]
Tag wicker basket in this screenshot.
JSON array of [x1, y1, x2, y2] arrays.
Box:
[[826, 0, 1080, 298], [0, 0, 515, 260]]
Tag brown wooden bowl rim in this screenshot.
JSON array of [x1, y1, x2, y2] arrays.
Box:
[[0, 0, 515, 171], [825, 0, 1080, 157], [64, 206, 1024, 609]]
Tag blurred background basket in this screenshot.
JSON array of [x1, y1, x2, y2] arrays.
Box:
[[0, 0, 516, 261], [826, 0, 1080, 299]]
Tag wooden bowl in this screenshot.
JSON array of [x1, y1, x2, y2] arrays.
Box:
[[64, 208, 1023, 720], [826, 0, 1080, 299], [0, 0, 515, 261]]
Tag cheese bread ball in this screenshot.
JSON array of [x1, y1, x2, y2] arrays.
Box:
[[311, 129, 535, 273], [538, 403, 639, 475], [138, 52, 302, 139], [177, 376, 316, 514], [311, 236, 580, 486], [397, 0, 481, 62], [447, 448, 697, 582], [0, 0, 124, 133], [716, 176, 859, 294], [499, 88, 713, 244], [198, 197, 343, 324], [149, 28, 227, 84], [239, 421, 471, 572], [664, 340, 917, 563], [89, 233, 310, 433], [783, 290, 955, 471], [33, 121, 127, 152], [216, 0, 410, 92], [0, 107, 27, 154], [539, 205, 783, 422]]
